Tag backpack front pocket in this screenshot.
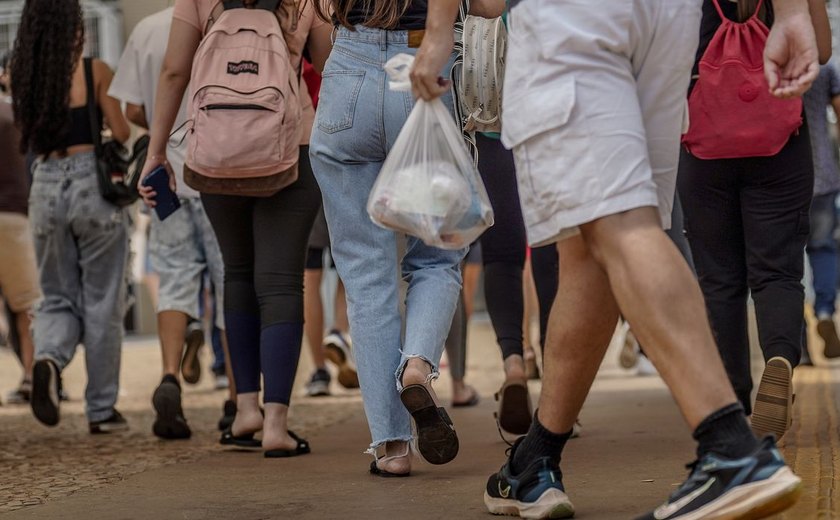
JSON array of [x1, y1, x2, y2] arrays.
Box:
[[191, 87, 284, 177]]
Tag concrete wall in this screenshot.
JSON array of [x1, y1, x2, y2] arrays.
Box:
[[120, 0, 173, 38]]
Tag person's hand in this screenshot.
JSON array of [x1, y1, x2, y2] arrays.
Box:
[[410, 29, 454, 101], [764, 8, 819, 98], [138, 154, 175, 208]]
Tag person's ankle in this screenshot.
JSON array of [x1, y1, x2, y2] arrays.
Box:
[[503, 355, 526, 381], [161, 373, 180, 388], [510, 410, 571, 474], [401, 359, 432, 387]]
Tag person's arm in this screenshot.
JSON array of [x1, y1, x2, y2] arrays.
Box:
[[468, 0, 505, 19], [139, 18, 202, 206], [411, 0, 460, 100], [306, 23, 333, 73], [808, 0, 831, 64], [764, 0, 820, 98], [126, 103, 149, 129], [94, 60, 131, 144]]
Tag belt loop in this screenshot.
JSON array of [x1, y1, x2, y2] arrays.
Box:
[[380, 27, 387, 51], [330, 25, 337, 45]]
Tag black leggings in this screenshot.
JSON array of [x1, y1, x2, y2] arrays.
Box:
[[678, 128, 813, 415], [201, 147, 320, 404], [476, 133, 559, 360]]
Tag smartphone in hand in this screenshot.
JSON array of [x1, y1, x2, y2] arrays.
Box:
[[142, 165, 181, 221]]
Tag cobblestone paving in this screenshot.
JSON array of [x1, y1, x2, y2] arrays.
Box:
[[0, 339, 363, 514]]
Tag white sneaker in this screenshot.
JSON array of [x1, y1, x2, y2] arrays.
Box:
[[636, 355, 659, 377], [214, 374, 229, 391], [618, 321, 640, 369]]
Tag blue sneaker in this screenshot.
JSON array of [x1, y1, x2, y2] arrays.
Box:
[[635, 436, 801, 520], [484, 439, 574, 519]]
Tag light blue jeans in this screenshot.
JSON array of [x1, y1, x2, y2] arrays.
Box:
[[310, 26, 466, 452], [28, 152, 129, 422]]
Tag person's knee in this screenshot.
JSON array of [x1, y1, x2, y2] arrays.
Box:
[[580, 206, 665, 266]]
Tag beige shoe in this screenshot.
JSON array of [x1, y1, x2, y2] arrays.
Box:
[[752, 356, 793, 441]]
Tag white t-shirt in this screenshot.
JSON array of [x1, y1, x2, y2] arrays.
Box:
[[109, 7, 197, 198]]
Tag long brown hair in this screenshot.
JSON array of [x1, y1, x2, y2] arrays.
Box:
[[737, 0, 768, 22], [315, 0, 412, 30]]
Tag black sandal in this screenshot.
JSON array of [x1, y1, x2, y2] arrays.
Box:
[[399, 384, 459, 465], [264, 430, 311, 458], [220, 426, 262, 448]]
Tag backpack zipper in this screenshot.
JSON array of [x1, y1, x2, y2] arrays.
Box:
[[202, 103, 275, 111]]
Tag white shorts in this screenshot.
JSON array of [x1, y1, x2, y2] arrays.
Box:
[[502, 0, 702, 246]]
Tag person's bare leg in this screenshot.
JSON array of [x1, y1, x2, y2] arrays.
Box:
[[304, 268, 327, 368], [581, 207, 737, 429], [262, 403, 298, 451], [462, 263, 482, 320], [334, 279, 350, 334], [15, 311, 34, 381], [233, 392, 262, 435], [158, 310, 188, 378], [536, 235, 621, 434]]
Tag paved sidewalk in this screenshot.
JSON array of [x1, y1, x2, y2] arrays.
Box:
[[2, 318, 839, 519]]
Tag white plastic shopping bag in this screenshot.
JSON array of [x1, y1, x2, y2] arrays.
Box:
[[367, 54, 494, 250]]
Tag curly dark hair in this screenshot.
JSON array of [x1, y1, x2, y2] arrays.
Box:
[[10, 0, 84, 155]]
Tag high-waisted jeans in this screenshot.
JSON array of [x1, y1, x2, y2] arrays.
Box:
[[310, 26, 465, 451], [28, 152, 129, 422]]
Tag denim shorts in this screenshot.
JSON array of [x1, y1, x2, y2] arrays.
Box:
[[148, 197, 224, 328]]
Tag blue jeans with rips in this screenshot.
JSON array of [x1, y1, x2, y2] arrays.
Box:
[[309, 26, 466, 452]]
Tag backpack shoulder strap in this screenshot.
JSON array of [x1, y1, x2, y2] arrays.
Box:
[[83, 57, 102, 156]]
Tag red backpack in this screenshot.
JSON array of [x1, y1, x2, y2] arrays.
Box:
[[682, 0, 802, 159]]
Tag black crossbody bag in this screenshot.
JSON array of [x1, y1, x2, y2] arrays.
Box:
[[83, 58, 146, 207]]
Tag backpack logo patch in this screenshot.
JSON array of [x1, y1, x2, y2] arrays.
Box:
[[227, 61, 259, 75]]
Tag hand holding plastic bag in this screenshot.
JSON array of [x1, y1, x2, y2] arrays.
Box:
[[367, 54, 494, 250]]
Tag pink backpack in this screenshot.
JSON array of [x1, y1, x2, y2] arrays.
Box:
[[185, 0, 301, 195], [682, 0, 802, 159]]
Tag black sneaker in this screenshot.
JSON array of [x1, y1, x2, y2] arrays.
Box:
[[152, 376, 191, 440], [89, 409, 130, 434], [305, 368, 332, 397], [634, 436, 801, 520], [181, 321, 205, 385], [484, 439, 575, 519], [218, 399, 236, 432], [31, 359, 60, 426]]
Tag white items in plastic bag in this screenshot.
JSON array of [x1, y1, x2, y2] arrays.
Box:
[[367, 54, 494, 250]]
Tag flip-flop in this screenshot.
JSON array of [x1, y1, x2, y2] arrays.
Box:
[[220, 426, 262, 448], [495, 379, 532, 435], [452, 386, 480, 408], [264, 430, 311, 458], [400, 384, 459, 465]]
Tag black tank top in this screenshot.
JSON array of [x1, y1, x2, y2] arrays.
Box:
[[57, 105, 97, 149]]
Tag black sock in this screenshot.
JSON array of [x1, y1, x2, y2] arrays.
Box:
[[161, 374, 180, 389], [510, 411, 572, 474], [693, 403, 759, 460]]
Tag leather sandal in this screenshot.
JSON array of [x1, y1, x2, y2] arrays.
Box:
[[400, 383, 459, 465], [495, 379, 532, 435]]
